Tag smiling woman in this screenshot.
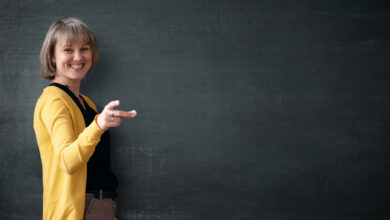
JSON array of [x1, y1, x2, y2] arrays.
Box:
[[39, 18, 98, 81], [52, 37, 92, 81], [33, 18, 136, 220]]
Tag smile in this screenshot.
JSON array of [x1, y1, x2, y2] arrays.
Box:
[[69, 64, 84, 69]]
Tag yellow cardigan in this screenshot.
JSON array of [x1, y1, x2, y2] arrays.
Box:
[[34, 86, 105, 220]]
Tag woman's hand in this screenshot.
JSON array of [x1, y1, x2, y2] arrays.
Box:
[[97, 100, 136, 130]]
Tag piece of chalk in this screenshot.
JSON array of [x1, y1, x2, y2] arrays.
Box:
[[129, 110, 137, 117]]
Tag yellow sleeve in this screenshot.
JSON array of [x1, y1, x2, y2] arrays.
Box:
[[41, 97, 105, 175]]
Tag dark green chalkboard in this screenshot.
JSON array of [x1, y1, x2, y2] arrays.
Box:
[[1, 0, 390, 219]]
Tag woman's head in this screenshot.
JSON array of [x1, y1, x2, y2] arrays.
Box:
[[40, 18, 98, 80]]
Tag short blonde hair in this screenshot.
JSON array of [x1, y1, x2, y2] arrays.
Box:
[[40, 18, 99, 80]]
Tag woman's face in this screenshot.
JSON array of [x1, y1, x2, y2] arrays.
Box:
[[51, 35, 92, 82]]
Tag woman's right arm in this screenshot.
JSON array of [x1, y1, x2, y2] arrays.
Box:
[[41, 97, 105, 175], [41, 98, 135, 175]]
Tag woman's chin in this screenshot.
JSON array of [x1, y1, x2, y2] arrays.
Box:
[[69, 71, 88, 80]]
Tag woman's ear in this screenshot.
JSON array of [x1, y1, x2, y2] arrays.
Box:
[[51, 56, 56, 67]]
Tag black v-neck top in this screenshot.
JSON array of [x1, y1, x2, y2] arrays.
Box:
[[49, 83, 118, 192]]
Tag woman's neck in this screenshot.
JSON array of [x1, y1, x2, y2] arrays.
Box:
[[52, 78, 81, 97]]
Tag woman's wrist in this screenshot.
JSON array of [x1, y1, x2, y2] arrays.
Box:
[[95, 114, 108, 131]]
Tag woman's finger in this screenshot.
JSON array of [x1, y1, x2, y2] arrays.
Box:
[[107, 120, 122, 127], [115, 110, 137, 118], [104, 100, 120, 111], [107, 116, 122, 123]]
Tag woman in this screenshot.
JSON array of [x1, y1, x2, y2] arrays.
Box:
[[33, 18, 135, 219]]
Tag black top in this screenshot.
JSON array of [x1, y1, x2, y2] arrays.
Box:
[[49, 83, 118, 192]]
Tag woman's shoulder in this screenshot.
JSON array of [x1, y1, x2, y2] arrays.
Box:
[[42, 85, 68, 98], [36, 86, 72, 106], [34, 86, 73, 116]]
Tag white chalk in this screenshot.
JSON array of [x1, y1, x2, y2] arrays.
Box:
[[129, 110, 137, 117]]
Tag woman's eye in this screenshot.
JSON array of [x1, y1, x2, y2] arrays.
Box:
[[64, 48, 72, 52], [81, 47, 90, 51]]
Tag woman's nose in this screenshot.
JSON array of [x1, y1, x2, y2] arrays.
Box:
[[73, 51, 82, 61]]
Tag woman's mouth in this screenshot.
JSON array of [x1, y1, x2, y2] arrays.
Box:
[[69, 63, 84, 70]]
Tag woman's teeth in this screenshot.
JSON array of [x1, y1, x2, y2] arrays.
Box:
[[70, 64, 83, 68]]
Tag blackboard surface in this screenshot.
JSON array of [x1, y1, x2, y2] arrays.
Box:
[[1, 0, 390, 219]]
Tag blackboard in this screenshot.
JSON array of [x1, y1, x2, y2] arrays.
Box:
[[1, 0, 390, 219]]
